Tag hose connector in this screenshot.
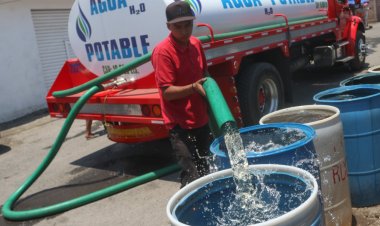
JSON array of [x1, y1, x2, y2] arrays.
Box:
[[101, 76, 138, 90]]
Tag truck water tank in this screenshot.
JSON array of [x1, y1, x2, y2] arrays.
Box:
[[68, 0, 328, 78]]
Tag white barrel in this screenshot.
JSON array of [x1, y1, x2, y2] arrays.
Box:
[[259, 105, 352, 226], [68, 0, 328, 77], [368, 65, 380, 73], [167, 164, 322, 226]]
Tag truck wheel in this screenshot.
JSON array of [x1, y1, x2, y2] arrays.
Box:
[[350, 30, 366, 71], [236, 63, 284, 125]]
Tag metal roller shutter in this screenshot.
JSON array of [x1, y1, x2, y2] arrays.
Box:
[[31, 9, 75, 91]]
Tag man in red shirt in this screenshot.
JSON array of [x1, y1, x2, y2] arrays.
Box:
[[151, 1, 212, 188]]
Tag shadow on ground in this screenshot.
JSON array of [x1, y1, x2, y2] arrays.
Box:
[[0, 138, 177, 226], [0, 144, 11, 155], [0, 109, 48, 132]]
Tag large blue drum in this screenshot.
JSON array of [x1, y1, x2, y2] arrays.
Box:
[[314, 84, 380, 207], [167, 164, 324, 226], [340, 72, 380, 86], [210, 123, 319, 182]]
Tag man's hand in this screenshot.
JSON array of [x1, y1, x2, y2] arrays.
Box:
[[162, 78, 208, 101], [192, 78, 207, 97]]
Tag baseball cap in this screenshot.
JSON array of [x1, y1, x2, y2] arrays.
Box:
[[166, 1, 195, 24]]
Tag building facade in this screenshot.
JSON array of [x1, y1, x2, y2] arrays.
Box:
[[0, 0, 74, 123]]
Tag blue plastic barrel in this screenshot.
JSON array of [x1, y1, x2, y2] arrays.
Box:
[[340, 72, 380, 86], [210, 123, 319, 181], [167, 164, 324, 226], [314, 84, 380, 207]]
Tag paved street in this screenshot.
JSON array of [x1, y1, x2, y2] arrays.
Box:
[[1, 22, 380, 226]]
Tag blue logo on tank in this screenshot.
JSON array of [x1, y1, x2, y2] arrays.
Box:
[[76, 4, 92, 42], [185, 0, 202, 14]]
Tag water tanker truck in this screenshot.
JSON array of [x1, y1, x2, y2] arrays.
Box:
[[46, 0, 366, 143]]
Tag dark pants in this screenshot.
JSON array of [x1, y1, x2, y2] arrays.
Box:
[[169, 124, 213, 187]]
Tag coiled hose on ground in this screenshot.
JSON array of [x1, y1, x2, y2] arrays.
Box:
[[1, 54, 181, 221]]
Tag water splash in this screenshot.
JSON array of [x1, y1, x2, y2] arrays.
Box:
[[222, 122, 252, 194], [244, 128, 306, 153], [215, 173, 284, 225], [215, 122, 264, 225], [208, 125, 316, 225], [192, 169, 314, 226]]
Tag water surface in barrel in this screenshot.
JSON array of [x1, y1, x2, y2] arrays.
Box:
[[262, 109, 334, 124], [244, 128, 306, 153], [345, 76, 380, 85], [319, 89, 378, 100]]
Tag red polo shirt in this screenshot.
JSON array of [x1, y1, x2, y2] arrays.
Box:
[[152, 34, 208, 129]]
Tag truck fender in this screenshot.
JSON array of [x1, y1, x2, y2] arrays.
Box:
[[347, 15, 365, 56]]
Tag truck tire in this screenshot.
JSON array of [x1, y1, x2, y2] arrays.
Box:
[[236, 62, 284, 126], [350, 30, 366, 71]]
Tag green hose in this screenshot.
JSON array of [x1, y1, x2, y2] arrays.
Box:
[[203, 77, 237, 136], [2, 84, 180, 221], [198, 16, 327, 43], [53, 54, 152, 98]]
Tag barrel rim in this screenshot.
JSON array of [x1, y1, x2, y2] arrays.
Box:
[[166, 164, 319, 226], [210, 123, 316, 158], [367, 65, 380, 74], [313, 84, 380, 103], [259, 105, 340, 127], [340, 72, 380, 86]]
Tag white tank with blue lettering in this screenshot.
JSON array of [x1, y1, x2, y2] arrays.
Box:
[[68, 0, 328, 77]]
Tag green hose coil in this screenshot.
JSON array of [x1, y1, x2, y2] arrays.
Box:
[[2, 58, 180, 221]]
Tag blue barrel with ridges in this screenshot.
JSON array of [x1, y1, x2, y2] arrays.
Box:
[[313, 84, 380, 207], [210, 123, 319, 182], [340, 72, 380, 86]]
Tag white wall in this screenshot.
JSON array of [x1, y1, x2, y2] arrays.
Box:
[[0, 0, 74, 123]]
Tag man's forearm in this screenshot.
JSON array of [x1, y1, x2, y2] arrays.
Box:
[[161, 84, 195, 101]]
